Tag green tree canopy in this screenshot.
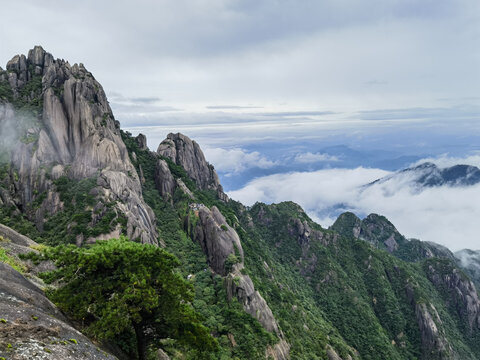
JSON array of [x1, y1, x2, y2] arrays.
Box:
[[32, 237, 217, 360]]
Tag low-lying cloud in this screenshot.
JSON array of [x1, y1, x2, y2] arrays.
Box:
[[204, 147, 276, 175], [294, 152, 339, 163], [229, 165, 480, 251]]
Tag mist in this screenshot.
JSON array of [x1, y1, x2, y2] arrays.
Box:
[[0, 103, 19, 163], [229, 164, 480, 251]]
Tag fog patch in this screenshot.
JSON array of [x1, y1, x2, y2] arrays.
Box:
[[204, 147, 277, 176], [0, 103, 19, 162]]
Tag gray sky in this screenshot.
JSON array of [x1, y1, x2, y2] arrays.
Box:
[[1, 0, 479, 136]]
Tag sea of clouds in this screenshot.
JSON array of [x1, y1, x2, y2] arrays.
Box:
[[228, 157, 480, 252]]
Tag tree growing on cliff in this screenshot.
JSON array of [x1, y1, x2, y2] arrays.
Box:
[[31, 237, 217, 360]]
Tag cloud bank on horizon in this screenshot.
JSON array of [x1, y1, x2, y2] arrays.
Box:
[[228, 155, 480, 252]]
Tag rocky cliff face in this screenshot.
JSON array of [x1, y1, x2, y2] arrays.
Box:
[[0, 46, 157, 244], [405, 284, 455, 360], [186, 204, 289, 359], [157, 133, 227, 201], [425, 259, 480, 331], [190, 205, 244, 275]]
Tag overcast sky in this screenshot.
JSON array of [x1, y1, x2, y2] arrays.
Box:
[[2, 0, 480, 250], [2, 0, 479, 128]]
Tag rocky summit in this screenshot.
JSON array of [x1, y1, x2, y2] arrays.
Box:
[[1, 47, 480, 360]]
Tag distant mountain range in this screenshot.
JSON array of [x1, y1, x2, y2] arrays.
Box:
[[369, 162, 480, 188]]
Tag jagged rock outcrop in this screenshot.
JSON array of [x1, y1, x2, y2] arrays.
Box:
[[288, 217, 330, 247], [0, 46, 157, 244], [189, 205, 289, 359], [330, 212, 363, 240], [361, 213, 404, 252], [226, 268, 279, 333], [331, 212, 461, 264], [157, 133, 228, 201], [135, 133, 148, 150], [331, 212, 405, 253], [191, 206, 243, 275], [155, 159, 176, 200]]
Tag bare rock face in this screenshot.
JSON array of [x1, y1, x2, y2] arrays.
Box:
[[0, 46, 157, 244], [135, 133, 148, 150], [0, 263, 119, 360], [426, 263, 480, 331], [157, 133, 227, 201], [192, 206, 243, 275], [155, 159, 176, 200], [226, 269, 279, 333], [0, 225, 117, 359], [190, 204, 289, 358], [405, 285, 454, 359], [265, 340, 291, 360]]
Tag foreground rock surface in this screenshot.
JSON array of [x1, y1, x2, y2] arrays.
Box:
[[0, 263, 117, 360], [0, 225, 117, 359]]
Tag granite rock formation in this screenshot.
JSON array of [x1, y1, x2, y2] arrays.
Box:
[[157, 133, 227, 201], [0, 46, 157, 244]]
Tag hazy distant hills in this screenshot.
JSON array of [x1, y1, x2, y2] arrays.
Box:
[[218, 143, 425, 191], [369, 162, 480, 189]]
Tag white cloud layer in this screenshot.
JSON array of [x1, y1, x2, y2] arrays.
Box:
[[204, 147, 276, 175], [229, 165, 480, 251], [294, 152, 339, 163]]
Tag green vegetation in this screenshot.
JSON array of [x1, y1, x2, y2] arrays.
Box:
[[0, 128, 478, 359], [0, 247, 26, 273], [0, 80, 13, 102], [121, 131, 278, 359], [28, 237, 217, 360], [43, 176, 126, 245], [12, 74, 43, 118]]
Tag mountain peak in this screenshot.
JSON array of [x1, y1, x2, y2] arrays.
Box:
[[0, 46, 158, 244], [370, 162, 480, 189], [157, 132, 228, 201], [331, 212, 406, 253]]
